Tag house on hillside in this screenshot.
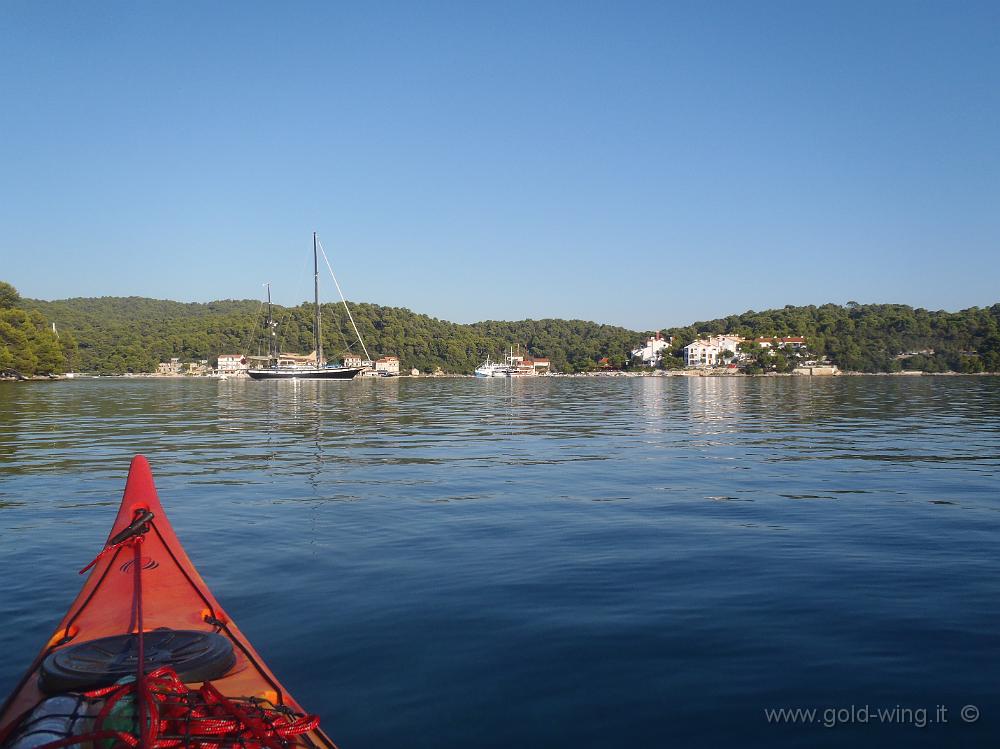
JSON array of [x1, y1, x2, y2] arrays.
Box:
[[684, 340, 720, 367], [631, 331, 674, 366], [683, 335, 744, 367], [755, 336, 807, 350]]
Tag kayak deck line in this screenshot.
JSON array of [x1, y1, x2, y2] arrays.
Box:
[[0, 455, 338, 749]]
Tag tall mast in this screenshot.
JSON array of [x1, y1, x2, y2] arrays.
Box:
[[313, 232, 323, 367], [264, 282, 275, 360]]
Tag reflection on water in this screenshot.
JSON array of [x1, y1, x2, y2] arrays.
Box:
[[0, 377, 998, 749]]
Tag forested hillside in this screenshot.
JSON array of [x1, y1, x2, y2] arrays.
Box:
[[25, 296, 262, 375], [15, 288, 1000, 375], [0, 282, 76, 376], [24, 294, 640, 374]]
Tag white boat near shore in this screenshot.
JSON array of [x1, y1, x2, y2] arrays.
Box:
[[474, 355, 511, 378], [474, 347, 548, 378]]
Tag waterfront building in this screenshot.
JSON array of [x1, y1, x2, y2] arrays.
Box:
[[523, 357, 550, 373], [375, 356, 400, 375], [631, 331, 673, 366], [343, 353, 366, 368], [217, 354, 248, 374], [683, 335, 745, 367], [157, 357, 181, 375], [683, 340, 720, 367], [684, 334, 807, 366]]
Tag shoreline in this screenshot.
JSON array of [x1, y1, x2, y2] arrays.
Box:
[[5, 370, 1000, 383], [543, 370, 1000, 378]]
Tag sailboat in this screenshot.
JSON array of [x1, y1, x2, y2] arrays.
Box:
[[247, 233, 367, 381]]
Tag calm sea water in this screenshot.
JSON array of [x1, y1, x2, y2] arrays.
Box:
[[0, 377, 997, 748]]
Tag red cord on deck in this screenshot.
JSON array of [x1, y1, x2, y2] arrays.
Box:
[[78, 538, 132, 575], [133, 537, 151, 749], [26, 665, 320, 749]]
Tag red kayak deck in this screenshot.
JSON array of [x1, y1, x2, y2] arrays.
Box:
[[0, 455, 337, 749]]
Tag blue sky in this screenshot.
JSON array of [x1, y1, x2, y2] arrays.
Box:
[[1, 1, 997, 330]]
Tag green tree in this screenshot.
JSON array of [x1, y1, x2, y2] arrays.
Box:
[[0, 282, 21, 309], [31, 334, 65, 374], [0, 345, 14, 372]]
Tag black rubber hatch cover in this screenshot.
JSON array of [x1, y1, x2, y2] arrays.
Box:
[[39, 629, 236, 693]]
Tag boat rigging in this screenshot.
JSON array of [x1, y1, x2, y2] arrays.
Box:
[[247, 233, 367, 381]]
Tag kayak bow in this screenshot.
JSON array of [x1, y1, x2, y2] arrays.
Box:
[[0, 455, 337, 749]]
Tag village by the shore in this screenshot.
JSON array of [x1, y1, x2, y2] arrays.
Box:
[[131, 331, 834, 379], [9, 329, 996, 381]]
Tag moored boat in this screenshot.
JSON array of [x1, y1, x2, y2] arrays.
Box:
[[474, 346, 539, 378], [473, 355, 512, 378], [247, 233, 366, 382], [0, 456, 337, 749], [247, 364, 363, 381]]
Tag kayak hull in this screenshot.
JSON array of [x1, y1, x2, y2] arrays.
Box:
[[0, 456, 336, 749]]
